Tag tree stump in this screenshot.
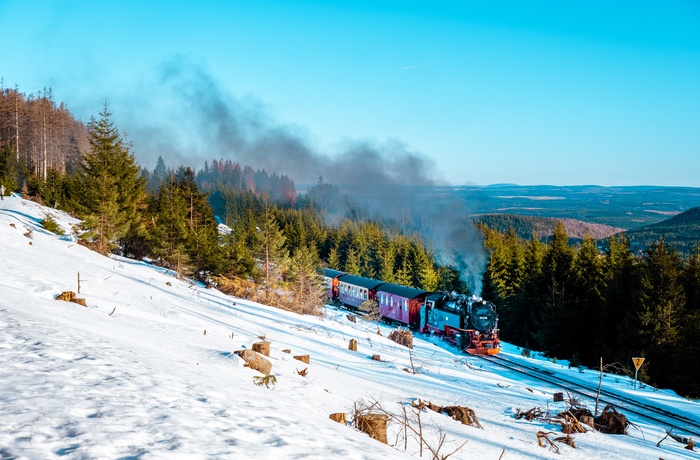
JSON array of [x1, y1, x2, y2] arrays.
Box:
[[56, 291, 76, 302], [371, 354, 381, 361], [348, 339, 358, 351], [294, 354, 310, 364], [235, 349, 272, 375], [553, 392, 564, 402], [329, 412, 347, 425], [56, 291, 87, 307], [357, 414, 388, 444], [347, 314, 356, 323], [70, 298, 87, 307], [252, 341, 271, 356]]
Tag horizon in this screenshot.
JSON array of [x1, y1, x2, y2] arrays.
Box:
[[1, 1, 699, 187]]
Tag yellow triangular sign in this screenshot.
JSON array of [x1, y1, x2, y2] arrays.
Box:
[[632, 357, 645, 370]]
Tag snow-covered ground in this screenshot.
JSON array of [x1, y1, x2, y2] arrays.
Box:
[[1, 193, 698, 459]]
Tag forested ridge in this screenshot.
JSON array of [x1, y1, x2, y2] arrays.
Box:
[[623, 207, 700, 258], [474, 214, 623, 243], [1, 86, 699, 398], [480, 223, 700, 397]]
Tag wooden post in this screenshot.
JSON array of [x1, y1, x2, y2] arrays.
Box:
[[77, 272, 81, 294]]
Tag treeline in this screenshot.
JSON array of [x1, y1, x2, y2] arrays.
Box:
[[474, 214, 619, 244], [0, 99, 460, 316], [0, 84, 88, 181], [480, 223, 700, 397]]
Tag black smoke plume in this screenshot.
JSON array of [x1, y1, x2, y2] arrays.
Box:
[[122, 59, 485, 293]]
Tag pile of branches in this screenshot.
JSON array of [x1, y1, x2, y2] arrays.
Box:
[[555, 411, 589, 435], [595, 405, 630, 435], [388, 327, 414, 349], [412, 399, 482, 429], [515, 407, 545, 421]]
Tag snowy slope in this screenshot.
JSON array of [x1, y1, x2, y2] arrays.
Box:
[[0, 194, 698, 460]]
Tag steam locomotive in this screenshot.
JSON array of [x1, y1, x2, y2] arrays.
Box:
[[321, 268, 500, 355]]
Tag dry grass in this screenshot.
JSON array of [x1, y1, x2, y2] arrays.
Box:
[[215, 275, 324, 316], [388, 327, 414, 349]]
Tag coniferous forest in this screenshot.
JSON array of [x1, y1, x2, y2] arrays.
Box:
[[2, 86, 699, 398]]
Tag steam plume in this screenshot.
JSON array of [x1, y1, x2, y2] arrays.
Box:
[[122, 59, 485, 293]]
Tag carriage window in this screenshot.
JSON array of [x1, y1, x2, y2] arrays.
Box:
[[390, 297, 393, 307]]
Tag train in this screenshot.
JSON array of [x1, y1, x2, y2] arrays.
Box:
[[320, 268, 500, 355]]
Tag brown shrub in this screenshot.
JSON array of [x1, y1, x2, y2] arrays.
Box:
[[595, 405, 629, 434], [388, 327, 413, 349]]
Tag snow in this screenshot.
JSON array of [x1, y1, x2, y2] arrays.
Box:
[[1, 193, 698, 459]]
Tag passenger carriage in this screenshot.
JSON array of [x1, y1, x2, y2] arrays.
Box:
[[335, 274, 384, 309], [375, 283, 428, 329]]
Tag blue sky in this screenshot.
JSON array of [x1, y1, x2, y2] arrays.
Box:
[[1, 0, 699, 186]]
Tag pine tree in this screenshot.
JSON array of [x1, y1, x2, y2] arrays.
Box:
[[571, 235, 605, 365], [176, 166, 221, 278], [77, 104, 144, 254], [677, 243, 700, 396], [415, 245, 440, 291], [377, 240, 397, 284], [535, 222, 574, 358], [344, 246, 361, 275], [326, 246, 341, 270], [150, 177, 190, 274], [258, 203, 289, 301], [287, 245, 325, 315], [507, 233, 544, 347], [147, 155, 168, 193], [601, 235, 640, 362], [637, 237, 685, 388]]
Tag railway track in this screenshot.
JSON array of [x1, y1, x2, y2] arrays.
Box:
[[478, 353, 700, 439]]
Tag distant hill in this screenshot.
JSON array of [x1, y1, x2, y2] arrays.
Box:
[[623, 207, 700, 256], [474, 214, 623, 243], [452, 184, 700, 230]]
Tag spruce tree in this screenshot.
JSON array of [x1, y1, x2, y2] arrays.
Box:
[[677, 243, 700, 396], [637, 237, 685, 388], [601, 234, 639, 363], [287, 245, 326, 315], [571, 235, 605, 365], [257, 203, 289, 301], [77, 104, 144, 254], [535, 222, 574, 358], [510, 233, 544, 347]]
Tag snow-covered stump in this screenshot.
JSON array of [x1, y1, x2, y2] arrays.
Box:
[[55, 291, 87, 307], [235, 349, 272, 375], [252, 341, 270, 356], [356, 414, 388, 444], [329, 412, 347, 425], [348, 339, 358, 351]]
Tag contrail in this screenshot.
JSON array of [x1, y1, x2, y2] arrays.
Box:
[[401, 61, 442, 70]]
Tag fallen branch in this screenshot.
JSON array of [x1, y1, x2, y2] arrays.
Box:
[[536, 431, 559, 453], [515, 407, 544, 421]]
